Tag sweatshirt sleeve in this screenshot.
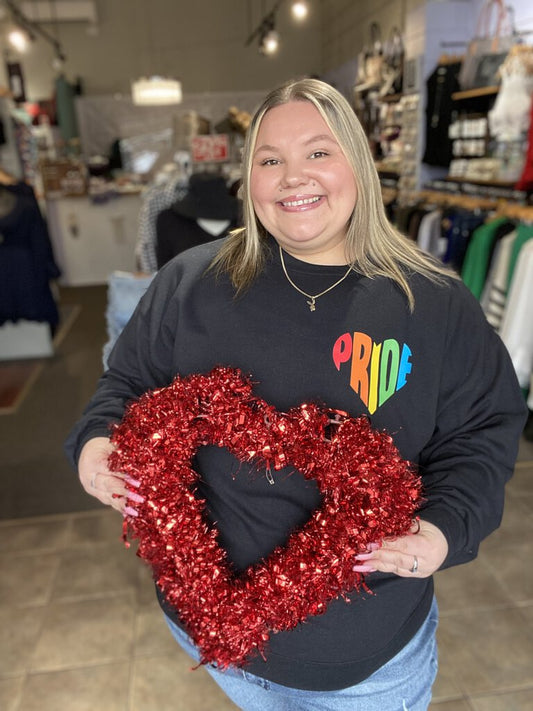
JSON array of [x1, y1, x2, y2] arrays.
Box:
[[417, 281, 527, 569], [64, 261, 182, 468]]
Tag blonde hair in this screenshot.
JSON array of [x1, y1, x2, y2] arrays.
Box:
[[211, 77, 453, 309]]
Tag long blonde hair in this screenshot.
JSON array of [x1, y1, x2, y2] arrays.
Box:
[[211, 77, 453, 309]]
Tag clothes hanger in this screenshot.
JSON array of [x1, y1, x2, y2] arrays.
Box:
[[0, 166, 17, 185], [438, 53, 464, 65]]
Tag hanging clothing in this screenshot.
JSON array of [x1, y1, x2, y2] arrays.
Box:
[[416, 209, 445, 259], [423, 61, 461, 167], [135, 172, 189, 274], [55, 74, 80, 145], [506, 222, 533, 291], [480, 231, 516, 331], [500, 239, 533, 390], [156, 212, 237, 268], [0, 182, 60, 330], [461, 217, 515, 300], [155, 171, 240, 268], [441, 208, 485, 273]]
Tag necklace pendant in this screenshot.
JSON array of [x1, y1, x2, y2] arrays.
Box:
[[307, 298, 316, 312]]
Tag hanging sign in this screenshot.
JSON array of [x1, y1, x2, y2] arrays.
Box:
[[191, 134, 230, 163]]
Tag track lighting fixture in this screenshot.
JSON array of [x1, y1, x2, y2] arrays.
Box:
[[2, 0, 66, 61], [245, 1, 309, 57]]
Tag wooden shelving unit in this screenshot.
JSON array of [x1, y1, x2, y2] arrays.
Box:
[[451, 86, 499, 101]]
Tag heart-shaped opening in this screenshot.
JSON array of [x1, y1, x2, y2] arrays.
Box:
[[193, 444, 323, 573]]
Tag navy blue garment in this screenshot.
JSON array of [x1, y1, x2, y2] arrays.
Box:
[[441, 208, 486, 273], [0, 182, 60, 330]]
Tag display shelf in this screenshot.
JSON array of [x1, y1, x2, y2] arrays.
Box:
[[380, 93, 403, 104], [451, 86, 499, 100], [443, 176, 517, 189]]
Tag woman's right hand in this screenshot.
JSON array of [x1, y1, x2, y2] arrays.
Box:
[[78, 437, 141, 516]]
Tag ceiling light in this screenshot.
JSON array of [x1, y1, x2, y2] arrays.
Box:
[[291, 1, 309, 21], [260, 29, 280, 55], [131, 76, 183, 106]]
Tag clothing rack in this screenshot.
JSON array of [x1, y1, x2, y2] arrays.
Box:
[[412, 191, 533, 223], [413, 190, 497, 212], [493, 201, 533, 224]]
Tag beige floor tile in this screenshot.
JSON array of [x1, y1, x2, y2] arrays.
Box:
[[469, 687, 533, 710], [482, 493, 533, 550], [30, 595, 135, 672], [0, 675, 24, 711], [136, 563, 159, 606], [50, 543, 140, 602], [429, 699, 472, 710], [0, 551, 61, 606], [134, 600, 179, 658], [19, 662, 130, 711], [436, 607, 533, 694], [68, 509, 124, 547], [507, 463, 533, 495], [517, 438, 533, 462], [518, 603, 533, 624], [432, 640, 464, 701], [0, 606, 46, 675], [0, 517, 69, 554], [475, 542, 533, 603], [130, 651, 238, 711], [434, 556, 514, 614]]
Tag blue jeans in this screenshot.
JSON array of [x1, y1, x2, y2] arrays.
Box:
[[164, 597, 439, 711]]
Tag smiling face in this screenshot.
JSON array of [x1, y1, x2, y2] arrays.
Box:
[[250, 100, 358, 265]]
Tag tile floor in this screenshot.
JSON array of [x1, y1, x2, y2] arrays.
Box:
[[1, 439, 532, 711]]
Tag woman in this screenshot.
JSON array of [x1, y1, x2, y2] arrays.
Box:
[[66, 79, 526, 710]]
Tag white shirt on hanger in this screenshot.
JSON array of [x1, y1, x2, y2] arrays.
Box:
[[499, 239, 533, 389]]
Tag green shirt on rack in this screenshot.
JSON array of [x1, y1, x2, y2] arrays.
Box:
[[461, 217, 509, 300]]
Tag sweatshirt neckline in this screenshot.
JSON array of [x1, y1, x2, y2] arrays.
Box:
[[269, 237, 353, 276]]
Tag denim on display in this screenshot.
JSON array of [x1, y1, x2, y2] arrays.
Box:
[[103, 271, 155, 369], [164, 597, 439, 711]]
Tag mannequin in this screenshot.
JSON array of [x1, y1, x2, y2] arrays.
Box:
[[156, 171, 240, 268]]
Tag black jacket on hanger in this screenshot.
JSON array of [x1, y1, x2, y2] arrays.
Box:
[[156, 209, 238, 269], [423, 61, 461, 167], [0, 182, 60, 330]]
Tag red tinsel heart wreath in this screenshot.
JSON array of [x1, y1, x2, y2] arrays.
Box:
[[109, 366, 422, 669]]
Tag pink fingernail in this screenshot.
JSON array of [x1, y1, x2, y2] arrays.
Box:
[[125, 476, 141, 488], [127, 491, 145, 504], [124, 505, 139, 517], [355, 552, 374, 561], [353, 564, 376, 573]]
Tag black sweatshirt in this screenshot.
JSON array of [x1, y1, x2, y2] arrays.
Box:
[[65, 237, 527, 691]]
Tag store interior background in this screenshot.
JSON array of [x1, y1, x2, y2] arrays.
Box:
[[1, 1, 533, 710]]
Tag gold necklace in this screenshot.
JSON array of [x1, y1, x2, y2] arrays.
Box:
[[279, 245, 352, 312]]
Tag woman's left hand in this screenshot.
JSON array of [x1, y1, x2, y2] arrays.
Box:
[[353, 519, 449, 578]]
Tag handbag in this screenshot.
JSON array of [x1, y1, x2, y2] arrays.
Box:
[[355, 23, 384, 92], [458, 0, 517, 91]]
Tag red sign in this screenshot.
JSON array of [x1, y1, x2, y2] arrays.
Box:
[[191, 134, 230, 163]]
